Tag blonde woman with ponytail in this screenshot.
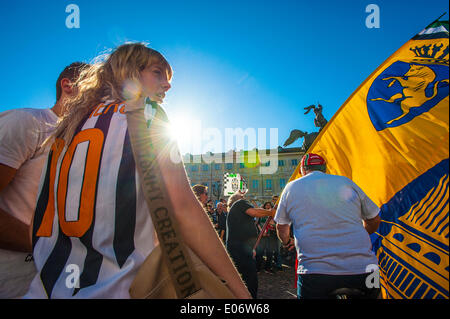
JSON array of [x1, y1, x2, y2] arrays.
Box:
[[25, 43, 251, 299]]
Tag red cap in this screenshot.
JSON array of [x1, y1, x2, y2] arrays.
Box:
[[301, 153, 325, 167]]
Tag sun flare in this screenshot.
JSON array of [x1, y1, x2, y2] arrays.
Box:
[[166, 115, 197, 154]]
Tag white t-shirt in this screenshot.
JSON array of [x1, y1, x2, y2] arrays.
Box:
[[275, 171, 379, 275], [0, 107, 58, 298]]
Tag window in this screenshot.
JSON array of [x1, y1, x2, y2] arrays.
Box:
[[190, 165, 198, 172], [291, 159, 298, 166], [264, 161, 270, 167], [202, 164, 209, 171], [278, 160, 285, 167], [280, 178, 286, 189], [252, 180, 259, 189], [214, 163, 221, 170], [239, 163, 245, 168], [225, 163, 233, 170], [265, 179, 272, 190]]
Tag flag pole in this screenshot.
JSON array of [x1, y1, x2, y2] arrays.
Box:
[[428, 12, 447, 26], [436, 12, 447, 21]]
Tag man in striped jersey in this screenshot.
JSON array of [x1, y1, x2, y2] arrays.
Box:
[[24, 43, 251, 298]]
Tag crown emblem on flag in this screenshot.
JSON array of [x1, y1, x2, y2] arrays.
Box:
[[409, 43, 449, 62]]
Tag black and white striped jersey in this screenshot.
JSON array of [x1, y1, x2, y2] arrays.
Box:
[[25, 102, 157, 298]]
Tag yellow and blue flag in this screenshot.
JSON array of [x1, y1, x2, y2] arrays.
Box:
[[288, 19, 449, 299]]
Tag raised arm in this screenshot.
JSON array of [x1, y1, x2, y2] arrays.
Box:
[[125, 97, 251, 298], [140, 106, 251, 298], [158, 147, 251, 298], [245, 207, 276, 218]]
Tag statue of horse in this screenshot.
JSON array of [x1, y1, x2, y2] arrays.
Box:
[[283, 129, 319, 152]]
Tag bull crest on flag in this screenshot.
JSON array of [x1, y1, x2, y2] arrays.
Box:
[[286, 18, 449, 299], [367, 44, 449, 130]]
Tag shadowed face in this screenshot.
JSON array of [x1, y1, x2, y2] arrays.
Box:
[[139, 62, 171, 103], [272, 196, 278, 204], [199, 189, 208, 205]]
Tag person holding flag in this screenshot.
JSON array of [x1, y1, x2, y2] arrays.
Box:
[[226, 190, 276, 299], [285, 17, 448, 299], [275, 153, 381, 299]]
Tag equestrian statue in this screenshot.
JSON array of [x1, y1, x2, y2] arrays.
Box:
[[283, 103, 328, 152]]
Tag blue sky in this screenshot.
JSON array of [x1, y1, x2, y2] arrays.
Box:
[[0, 0, 448, 154]]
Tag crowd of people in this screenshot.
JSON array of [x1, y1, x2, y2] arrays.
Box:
[[192, 184, 229, 242], [0, 42, 382, 300], [191, 153, 381, 300], [193, 185, 307, 299]]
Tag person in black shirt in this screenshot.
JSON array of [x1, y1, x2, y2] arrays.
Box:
[[216, 202, 227, 242], [226, 191, 275, 299]]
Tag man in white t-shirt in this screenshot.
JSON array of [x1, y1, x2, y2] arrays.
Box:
[[0, 62, 87, 298], [275, 153, 381, 299]]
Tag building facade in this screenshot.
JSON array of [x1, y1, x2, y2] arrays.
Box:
[[183, 147, 304, 205]]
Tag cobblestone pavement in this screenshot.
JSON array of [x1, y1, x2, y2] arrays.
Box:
[[257, 250, 297, 299], [257, 264, 297, 299]]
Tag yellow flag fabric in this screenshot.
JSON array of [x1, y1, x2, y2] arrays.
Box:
[[287, 20, 449, 299]]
